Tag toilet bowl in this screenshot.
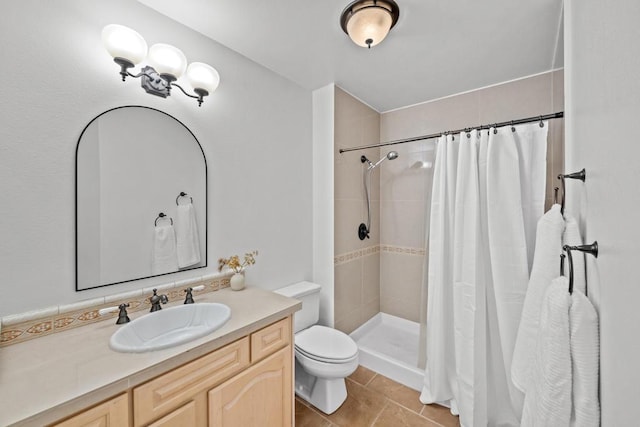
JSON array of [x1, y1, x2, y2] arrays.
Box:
[[293, 325, 359, 414], [273, 282, 359, 415]]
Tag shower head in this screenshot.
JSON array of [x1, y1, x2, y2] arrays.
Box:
[[371, 151, 399, 168]]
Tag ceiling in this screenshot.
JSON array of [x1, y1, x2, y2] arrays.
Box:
[[138, 0, 564, 112]]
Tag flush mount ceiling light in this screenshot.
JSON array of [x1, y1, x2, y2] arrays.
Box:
[[340, 0, 400, 49], [102, 24, 220, 107]]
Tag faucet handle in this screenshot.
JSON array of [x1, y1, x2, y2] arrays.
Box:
[[99, 303, 131, 324], [183, 285, 205, 304]]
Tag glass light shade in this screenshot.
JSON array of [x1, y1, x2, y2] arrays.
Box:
[[346, 5, 393, 47], [102, 24, 148, 64], [147, 43, 188, 79], [186, 62, 220, 93]]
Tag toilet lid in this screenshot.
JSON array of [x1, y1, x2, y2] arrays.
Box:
[[295, 325, 358, 361]]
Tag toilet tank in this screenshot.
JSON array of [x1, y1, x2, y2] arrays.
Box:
[[274, 281, 321, 333]]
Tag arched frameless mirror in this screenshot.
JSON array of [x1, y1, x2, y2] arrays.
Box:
[[76, 106, 207, 291]]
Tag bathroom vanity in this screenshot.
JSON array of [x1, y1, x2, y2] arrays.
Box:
[[0, 287, 300, 427]]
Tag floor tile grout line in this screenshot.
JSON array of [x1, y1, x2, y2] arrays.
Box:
[[364, 372, 377, 387], [296, 396, 335, 425], [370, 399, 391, 426]]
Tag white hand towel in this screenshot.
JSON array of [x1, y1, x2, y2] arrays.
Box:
[[152, 224, 179, 275], [570, 291, 600, 427], [521, 277, 572, 427], [512, 204, 565, 392], [563, 216, 586, 294], [176, 203, 201, 268]]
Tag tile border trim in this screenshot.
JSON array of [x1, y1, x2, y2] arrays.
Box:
[[0, 271, 234, 348], [334, 244, 425, 266]]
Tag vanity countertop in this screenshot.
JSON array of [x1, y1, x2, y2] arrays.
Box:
[[0, 287, 301, 427]]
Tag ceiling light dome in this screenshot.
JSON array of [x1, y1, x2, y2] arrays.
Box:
[[340, 0, 400, 49]]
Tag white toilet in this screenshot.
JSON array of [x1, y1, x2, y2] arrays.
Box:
[[275, 281, 359, 414]]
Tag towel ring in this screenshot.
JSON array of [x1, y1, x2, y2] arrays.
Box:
[[563, 241, 598, 295], [557, 168, 586, 215], [176, 192, 193, 206], [155, 212, 173, 226]]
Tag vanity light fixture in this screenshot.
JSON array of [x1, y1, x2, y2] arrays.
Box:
[[340, 0, 400, 49], [101, 24, 220, 107]]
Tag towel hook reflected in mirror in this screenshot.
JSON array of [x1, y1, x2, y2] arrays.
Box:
[[155, 212, 173, 226], [176, 191, 193, 205]]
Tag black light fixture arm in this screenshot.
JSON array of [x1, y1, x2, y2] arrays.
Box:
[[112, 58, 207, 107]]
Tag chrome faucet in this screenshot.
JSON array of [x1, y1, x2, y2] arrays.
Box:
[[149, 288, 168, 312]]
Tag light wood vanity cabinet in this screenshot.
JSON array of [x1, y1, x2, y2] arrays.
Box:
[[135, 316, 292, 427], [209, 346, 292, 426], [50, 316, 293, 427], [133, 337, 251, 426], [52, 393, 129, 427]]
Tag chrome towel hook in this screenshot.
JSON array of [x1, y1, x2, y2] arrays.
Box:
[[558, 168, 586, 215], [563, 241, 598, 295]]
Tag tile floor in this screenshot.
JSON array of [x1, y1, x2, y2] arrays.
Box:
[[295, 366, 460, 427]]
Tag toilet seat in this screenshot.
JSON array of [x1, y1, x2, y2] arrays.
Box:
[[295, 325, 358, 363]]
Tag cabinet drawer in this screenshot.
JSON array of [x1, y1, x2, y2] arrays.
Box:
[[250, 317, 291, 363], [52, 393, 129, 427], [133, 337, 249, 427]]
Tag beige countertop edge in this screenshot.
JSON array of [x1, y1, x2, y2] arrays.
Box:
[[2, 287, 301, 427]]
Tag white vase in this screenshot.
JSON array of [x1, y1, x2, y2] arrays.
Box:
[[230, 272, 245, 291]]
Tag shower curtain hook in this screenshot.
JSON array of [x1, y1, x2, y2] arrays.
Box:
[[539, 116, 544, 127], [493, 123, 498, 134], [511, 120, 516, 132]]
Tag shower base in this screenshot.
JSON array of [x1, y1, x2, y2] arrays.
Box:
[[350, 313, 424, 391]]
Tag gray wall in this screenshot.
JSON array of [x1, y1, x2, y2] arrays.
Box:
[[0, 0, 312, 316], [565, 0, 640, 424]]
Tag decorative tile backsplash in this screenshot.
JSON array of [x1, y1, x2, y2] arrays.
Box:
[[0, 272, 233, 348], [334, 244, 425, 266]]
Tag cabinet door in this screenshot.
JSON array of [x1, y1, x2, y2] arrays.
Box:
[[209, 346, 292, 427], [52, 393, 129, 427]]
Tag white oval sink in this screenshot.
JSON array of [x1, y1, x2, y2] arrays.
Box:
[[110, 303, 231, 353]]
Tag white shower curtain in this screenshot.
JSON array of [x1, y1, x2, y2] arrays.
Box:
[[421, 122, 548, 427]]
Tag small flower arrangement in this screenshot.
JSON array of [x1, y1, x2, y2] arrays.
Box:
[[218, 250, 258, 274]]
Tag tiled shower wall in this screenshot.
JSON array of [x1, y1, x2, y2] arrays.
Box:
[[333, 70, 564, 330], [379, 69, 565, 322], [334, 87, 381, 334]]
